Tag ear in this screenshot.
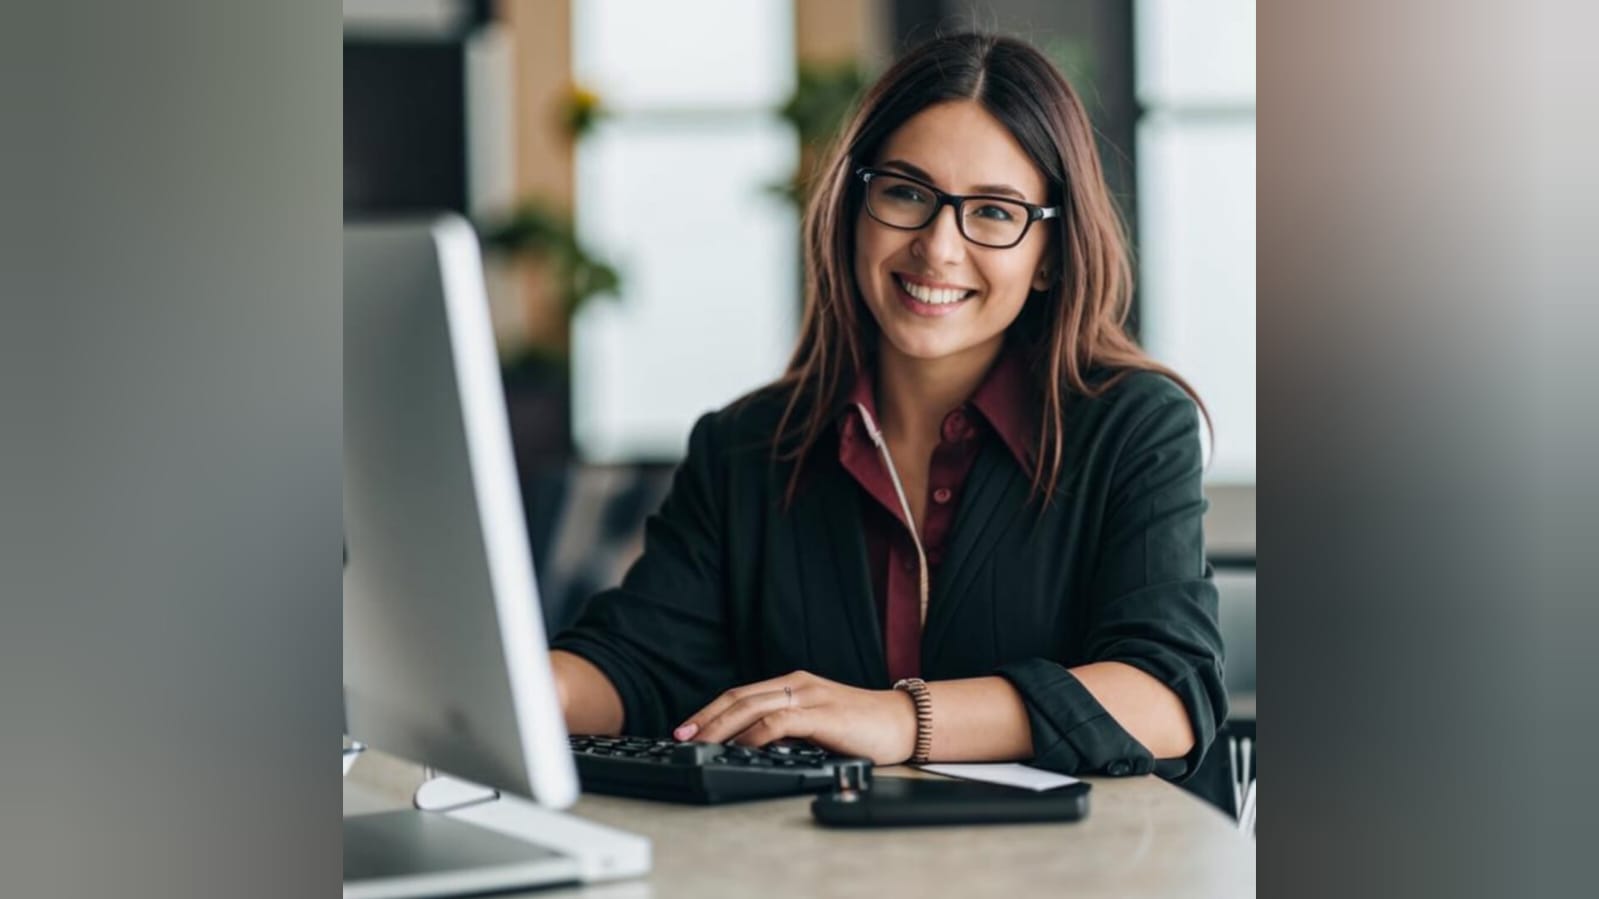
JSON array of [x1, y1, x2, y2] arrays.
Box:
[[1031, 253, 1058, 292]]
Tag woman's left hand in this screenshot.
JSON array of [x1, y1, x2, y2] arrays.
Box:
[[673, 670, 918, 765]]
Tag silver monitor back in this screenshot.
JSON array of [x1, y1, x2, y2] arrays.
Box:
[[343, 215, 577, 809]]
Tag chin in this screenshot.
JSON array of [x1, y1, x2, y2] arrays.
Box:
[[880, 325, 980, 362]]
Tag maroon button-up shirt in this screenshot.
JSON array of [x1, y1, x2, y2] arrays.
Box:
[[837, 349, 1037, 682]]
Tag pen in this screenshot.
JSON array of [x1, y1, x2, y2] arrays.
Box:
[[1229, 736, 1242, 816], [1238, 779, 1257, 836]]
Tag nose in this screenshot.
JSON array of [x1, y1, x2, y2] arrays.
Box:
[[913, 202, 966, 267]]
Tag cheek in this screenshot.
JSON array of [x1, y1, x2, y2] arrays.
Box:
[[988, 234, 1052, 306], [852, 221, 872, 287], [853, 220, 899, 292], [978, 257, 1041, 312]]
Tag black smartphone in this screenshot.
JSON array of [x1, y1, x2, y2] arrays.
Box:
[[811, 776, 1090, 828]]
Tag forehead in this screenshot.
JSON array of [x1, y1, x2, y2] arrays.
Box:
[[873, 100, 1047, 201]]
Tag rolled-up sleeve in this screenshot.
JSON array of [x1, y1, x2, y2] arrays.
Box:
[[551, 413, 737, 736], [997, 394, 1227, 779]]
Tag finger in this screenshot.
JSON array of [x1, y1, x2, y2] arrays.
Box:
[[674, 672, 810, 740], [731, 707, 816, 748], [690, 689, 788, 744], [675, 683, 769, 740], [692, 688, 804, 745]]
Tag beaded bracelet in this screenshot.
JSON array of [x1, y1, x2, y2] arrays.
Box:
[[893, 677, 934, 763]]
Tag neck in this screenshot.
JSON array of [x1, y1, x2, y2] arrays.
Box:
[[874, 335, 1003, 446]]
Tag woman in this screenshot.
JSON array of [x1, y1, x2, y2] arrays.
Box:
[[549, 32, 1226, 778]]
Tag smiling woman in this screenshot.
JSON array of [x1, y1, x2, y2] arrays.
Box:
[[549, 32, 1226, 782], [852, 100, 1057, 364]]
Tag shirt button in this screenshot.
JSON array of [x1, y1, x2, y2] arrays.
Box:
[[932, 487, 952, 504], [1107, 761, 1132, 776], [941, 411, 966, 443]]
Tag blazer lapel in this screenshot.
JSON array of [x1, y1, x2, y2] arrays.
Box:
[[788, 462, 887, 686], [922, 440, 1032, 662]]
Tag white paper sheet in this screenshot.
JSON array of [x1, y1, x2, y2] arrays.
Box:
[[917, 763, 1081, 792]]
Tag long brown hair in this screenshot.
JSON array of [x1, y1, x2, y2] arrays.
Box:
[[771, 32, 1208, 506]]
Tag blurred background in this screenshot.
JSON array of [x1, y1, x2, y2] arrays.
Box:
[[343, 0, 1253, 470], [344, 0, 1254, 810]]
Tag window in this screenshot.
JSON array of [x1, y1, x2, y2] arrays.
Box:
[[1135, 0, 1256, 483], [571, 0, 798, 462]]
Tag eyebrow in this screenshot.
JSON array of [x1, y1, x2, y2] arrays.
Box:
[[879, 159, 1031, 202]]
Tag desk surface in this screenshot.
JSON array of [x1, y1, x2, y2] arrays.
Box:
[[346, 750, 1255, 898]]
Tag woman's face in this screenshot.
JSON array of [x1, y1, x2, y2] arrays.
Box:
[[854, 99, 1054, 368]]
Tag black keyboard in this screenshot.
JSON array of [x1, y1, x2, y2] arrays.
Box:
[[568, 734, 873, 805]]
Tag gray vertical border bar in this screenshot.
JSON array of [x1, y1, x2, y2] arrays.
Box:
[[1, 3, 342, 897]]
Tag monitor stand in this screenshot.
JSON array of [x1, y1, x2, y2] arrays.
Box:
[[343, 774, 651, 898]]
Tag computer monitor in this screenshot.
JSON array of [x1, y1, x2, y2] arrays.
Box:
[[343, 214, 577, 810]]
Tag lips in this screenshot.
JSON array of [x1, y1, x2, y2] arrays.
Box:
[[894, 274, 975, 305], [892, 274, 975, 318]]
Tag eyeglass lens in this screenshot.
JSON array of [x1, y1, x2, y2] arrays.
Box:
[[864, 174, 1031, 247]]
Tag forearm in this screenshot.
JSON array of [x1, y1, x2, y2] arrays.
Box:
[[550, 649, 625, 736], [923, 663, 1194, 764], [1067, 661, 1195, 759], [920, 676, 1034, 762]]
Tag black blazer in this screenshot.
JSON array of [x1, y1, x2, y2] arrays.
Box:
[[553, 370, 1226, 777]]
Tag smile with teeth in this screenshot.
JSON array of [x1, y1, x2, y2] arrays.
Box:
[[896, 275, 975, 305]]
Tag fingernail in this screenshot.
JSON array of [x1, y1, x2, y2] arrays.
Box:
[[674, 723, 698, 741]]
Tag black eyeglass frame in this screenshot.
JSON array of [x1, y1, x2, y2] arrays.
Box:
[[855, 166, 1061, 249]]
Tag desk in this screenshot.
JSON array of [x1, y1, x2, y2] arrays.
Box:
[[346, 749, 1254, 898]]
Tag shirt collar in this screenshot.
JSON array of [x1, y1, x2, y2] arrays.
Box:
[[968, 347, 1038, 470], [839, 345, 1038, 471]]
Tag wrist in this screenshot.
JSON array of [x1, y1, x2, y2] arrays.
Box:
[[892, 677, 934, 764], [887, 687, 919, 763]]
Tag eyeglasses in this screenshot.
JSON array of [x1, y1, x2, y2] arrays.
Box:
[[856, 167, 1059, 249]]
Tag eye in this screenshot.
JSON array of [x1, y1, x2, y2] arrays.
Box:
[[883, 183, 930, 204], [969, 203, 1017, 222]]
